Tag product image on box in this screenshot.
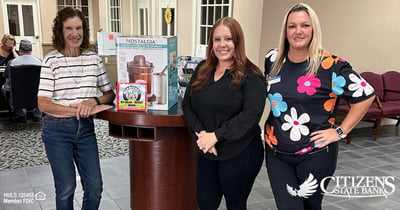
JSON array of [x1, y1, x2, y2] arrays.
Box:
[[117, 82, 147, 111], [126, 55, 169, 105], [116, 36, 178, 110]]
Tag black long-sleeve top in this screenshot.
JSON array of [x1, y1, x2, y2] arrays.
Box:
[[182, 62, 267, 160]]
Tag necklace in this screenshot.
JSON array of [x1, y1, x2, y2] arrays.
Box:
[[63, 55, 84, 85]]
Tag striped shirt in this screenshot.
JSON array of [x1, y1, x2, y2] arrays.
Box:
[[38, 50, 113, 106]]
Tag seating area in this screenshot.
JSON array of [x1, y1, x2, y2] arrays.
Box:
[[338, 71, 400, 143]]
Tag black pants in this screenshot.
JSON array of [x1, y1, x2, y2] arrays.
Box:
[[266, 142, 338, 210], [197, 138, 264, 210]]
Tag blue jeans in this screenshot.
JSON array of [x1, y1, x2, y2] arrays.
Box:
[[1, 86, 42, 118], [42, 115, 103, 210], [15, 108, 42, 118]]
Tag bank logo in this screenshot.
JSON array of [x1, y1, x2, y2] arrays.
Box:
[[321, 176, 396, 198], [287, 173, 318, 198], [35, 192, 46, 201], [286, 174, 396, 199]]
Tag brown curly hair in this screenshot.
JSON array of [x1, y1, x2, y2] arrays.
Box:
[[52, 7, 90, 52]]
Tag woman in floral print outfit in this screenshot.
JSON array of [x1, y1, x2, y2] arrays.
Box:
[[264, 3, 375, 210]]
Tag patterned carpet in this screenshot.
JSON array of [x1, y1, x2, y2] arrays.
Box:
[[0, 116, 129, 170]]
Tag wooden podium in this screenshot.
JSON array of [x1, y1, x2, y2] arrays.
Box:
[[96, 104, 198, 210]]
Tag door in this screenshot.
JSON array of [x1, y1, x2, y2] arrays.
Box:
[[2, 0, 42, 58]]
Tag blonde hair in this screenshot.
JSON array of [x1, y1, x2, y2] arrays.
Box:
[[270, 3, 323, 77], [1, 34, 16, 46]]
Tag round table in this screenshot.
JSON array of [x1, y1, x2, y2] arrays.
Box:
[[96, 104, 198, 210]]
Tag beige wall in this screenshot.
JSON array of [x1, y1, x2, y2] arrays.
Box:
[[38, 1, 57, 45], [122, 0, 134, 35], [232, 0, 264, 65], [260, 0, 400, 74], [91, 0, 100, 38], [176, 0, 196, 56], [38, 1, 57, 55]]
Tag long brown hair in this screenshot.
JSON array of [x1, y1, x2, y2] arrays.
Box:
[[52, 7, 90, 52], [191, 17, 263, 92]]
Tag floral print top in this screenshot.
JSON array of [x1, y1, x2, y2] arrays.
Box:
[[264, 49, 375, 153]]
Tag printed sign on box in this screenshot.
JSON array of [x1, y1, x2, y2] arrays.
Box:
[[117, 82, 147, 111], [116, 36, 178, 110]]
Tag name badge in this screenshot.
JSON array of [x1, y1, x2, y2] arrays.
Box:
[[268, 76, 281, 84]]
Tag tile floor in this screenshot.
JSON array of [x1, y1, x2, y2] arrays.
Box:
[[0, 124, 399, 210]]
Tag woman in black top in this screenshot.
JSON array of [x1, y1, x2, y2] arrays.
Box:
[[182, 17, 266, 210]]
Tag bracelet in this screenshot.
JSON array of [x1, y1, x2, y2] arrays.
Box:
[[93, 97, 101, 105]]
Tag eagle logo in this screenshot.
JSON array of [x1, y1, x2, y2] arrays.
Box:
[[286, 173, 318, 198]]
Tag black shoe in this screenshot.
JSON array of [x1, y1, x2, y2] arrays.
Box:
[[16, 116, 27, 123], [33, 116, 41, 122]]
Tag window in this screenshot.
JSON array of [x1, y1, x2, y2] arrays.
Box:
[[22, 5, 34, 36], [138, 0, 149, 36], [57, 0, 90, 25], [198, 0, 232, 45], [6, 4, 20, 35], [108, 0, 121, 32], [6, 4, 35, 36], [139, 8, 149, 35]]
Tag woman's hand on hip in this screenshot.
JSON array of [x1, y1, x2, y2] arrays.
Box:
[[310, 128, 341, 148]]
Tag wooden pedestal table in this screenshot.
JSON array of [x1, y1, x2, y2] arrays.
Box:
[[96, 105, 198, 210]]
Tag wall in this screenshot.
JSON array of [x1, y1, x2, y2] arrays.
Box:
[[91, 0, 101, 39], [38, 1, 56, 47], [260, 0, 400, 74], [232, 0, 264, 66], [176, 0, 195, 56], [36, 0, 56, 56]]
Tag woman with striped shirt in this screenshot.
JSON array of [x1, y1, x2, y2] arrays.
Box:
[[37, 7, 115, 210]]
